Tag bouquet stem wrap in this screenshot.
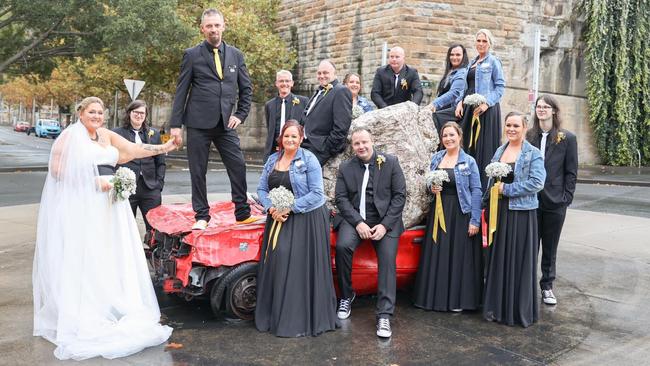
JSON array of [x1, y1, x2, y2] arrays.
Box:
[[264, 185, 295, 262], [432, 191, 447, 243], [469, 114, 481, 148], [487, 179, 500, 247], [266, 220, 282, 261]]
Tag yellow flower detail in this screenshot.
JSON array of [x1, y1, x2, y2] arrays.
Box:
[[376, 154, 386, 170], [148, 129, 154, 138], [292, 97, 300, 106], [555, 131, 566, 144], [400, 79, 408, 90]]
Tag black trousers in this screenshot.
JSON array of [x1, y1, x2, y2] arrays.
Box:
[[301, 139, 330, 166], [335, 219, 398, 318], [537, 205, 567, 291], [128, 175, 162, 232], [186, 124, 250, 222]]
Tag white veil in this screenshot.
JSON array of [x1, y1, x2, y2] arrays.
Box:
[[33, 121, 171, 360]]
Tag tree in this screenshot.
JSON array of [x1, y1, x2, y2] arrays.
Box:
[[0, 0, 193, 79], [580, 0, 650, 165]]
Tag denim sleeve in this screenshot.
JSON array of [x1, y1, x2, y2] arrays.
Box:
[[292, 156, 325, 213], [433, 69, 467, 109], [257, 161, 273, 212], [502, 151, 546, 197], [487, 57, 505, 107], [468, 159, 483, 227]]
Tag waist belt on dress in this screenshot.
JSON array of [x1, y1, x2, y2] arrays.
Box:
[[97, 164, 116, 175]]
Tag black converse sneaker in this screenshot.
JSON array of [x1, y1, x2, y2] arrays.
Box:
[[337, 293, 355, 320]]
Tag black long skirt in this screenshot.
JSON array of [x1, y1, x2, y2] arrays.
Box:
[[255, 204, 338, 337], [483, 197, 539, 327], [461, 103, 502, 189], [413, 192, 482, 311]]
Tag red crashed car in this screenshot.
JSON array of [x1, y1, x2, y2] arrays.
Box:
[[146, 200, 424, 320]]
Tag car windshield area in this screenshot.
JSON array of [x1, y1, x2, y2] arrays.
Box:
[[41, 120, 59, 127]]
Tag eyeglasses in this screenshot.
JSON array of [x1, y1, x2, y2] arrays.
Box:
[[535, 105, 552, 110], [131, 111, 146, 116]]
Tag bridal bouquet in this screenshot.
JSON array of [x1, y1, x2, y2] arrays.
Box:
[[483, 162, 513, 247], [424, 169, 450, 243], [110, 167, 136, 203], [265, 186, 295, 260]]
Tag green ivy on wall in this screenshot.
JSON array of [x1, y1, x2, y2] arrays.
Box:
[[581, 0, 650, 166]]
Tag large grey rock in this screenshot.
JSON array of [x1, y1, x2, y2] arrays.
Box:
[[323, 102, 439, 228]]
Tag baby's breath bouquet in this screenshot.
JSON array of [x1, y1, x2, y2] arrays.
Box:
[[425, 169, 450, 191], [425, 169, 450, 243], [485, 162, 512, 180], [351, 104, 364, 119], [463, 93, 487, 107], [484, 162, 513, 247], [268, 186, 295, 211], [265, 186, 295, 260], [110, 167, 136, 202]]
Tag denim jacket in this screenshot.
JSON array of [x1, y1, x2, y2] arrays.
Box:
[[432, 68, 468, 110], [429, 149, 482, 226], [466, 52, 505, 107], [487, 140, 546, 210], [357, 95, 375, 113], [257, 148, 325, 213]]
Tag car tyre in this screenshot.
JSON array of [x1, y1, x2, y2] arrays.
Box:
[[210, 262, 258, 320]]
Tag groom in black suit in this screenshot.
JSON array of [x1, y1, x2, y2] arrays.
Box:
[[371, 46, 423, 108], [170, 8, 254, 230], [263, 70, 308, 161], [301, 60, 352, 165], [334, 127, 406, 338]]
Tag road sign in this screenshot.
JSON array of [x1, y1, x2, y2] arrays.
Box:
[[124, 79, 145, 101]]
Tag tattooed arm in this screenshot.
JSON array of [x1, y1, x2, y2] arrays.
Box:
[[103, 128, 177, 164]]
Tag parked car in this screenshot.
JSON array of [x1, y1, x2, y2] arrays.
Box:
[[34, 119, 61, 138], [13, 121, 30, 132], [146, 199, 425, 320]]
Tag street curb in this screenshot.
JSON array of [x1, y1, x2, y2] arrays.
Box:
[[2, 164, 648, 188]]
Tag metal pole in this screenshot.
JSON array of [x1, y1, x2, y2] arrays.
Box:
[[32, 98, 37, 125], [381, 42, 388, 66], [113, 89, 119, 129], [531, 28, 541, 113]]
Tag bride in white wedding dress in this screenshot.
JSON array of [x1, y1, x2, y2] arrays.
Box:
[[33, 97, 177, 360]]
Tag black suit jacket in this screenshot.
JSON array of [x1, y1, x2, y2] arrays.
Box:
[[301, 79, 352, 163], [371, 64, 423, 108], [334, 152, 406, 238], [112, 126, 166, 190], [529, 129, 578, 209], [170, 40, 252, 129], [263, 93, 309, 161]]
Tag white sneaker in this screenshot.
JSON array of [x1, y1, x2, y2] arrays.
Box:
[[542, 289, 557, 305], [191, 219, 208, 230], [337, 293, 355, 320], [376, 318, 392, 338]]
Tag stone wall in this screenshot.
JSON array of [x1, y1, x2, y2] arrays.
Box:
[[276, 0, 598, 163]]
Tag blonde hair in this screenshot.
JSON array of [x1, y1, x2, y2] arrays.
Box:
[[77, 97, 104, 113], [476, 29, 495, 48]]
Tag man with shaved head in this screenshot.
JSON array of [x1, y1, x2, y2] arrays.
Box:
[[371, 46, 423, 108], [301, 59, 353, 165]]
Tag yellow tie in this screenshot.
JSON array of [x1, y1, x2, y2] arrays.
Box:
[[214, 48, 223, 79]]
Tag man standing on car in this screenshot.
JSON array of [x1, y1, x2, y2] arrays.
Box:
[[169, 8, 255, 230], [334, 127, 406, 338]]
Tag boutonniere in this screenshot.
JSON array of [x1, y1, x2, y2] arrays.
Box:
[[292, 97, 300, 106], [400, 79, 408, 90], [555, 131, 566, 144], [323, 83, 333, 95], [376, 154, 386, 170], [147, 130, 154, 138]]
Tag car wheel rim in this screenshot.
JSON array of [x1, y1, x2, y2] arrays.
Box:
[[229, 274, 256, 318]]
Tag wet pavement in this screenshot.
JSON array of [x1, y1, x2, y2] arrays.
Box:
[[2, 194, 650, 365]]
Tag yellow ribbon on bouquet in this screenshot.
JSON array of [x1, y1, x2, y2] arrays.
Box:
[[264, 219, 283, 262], [432, 192, 447, 243], [469, 114, 481, 148], [487, 181, 500, 246]]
